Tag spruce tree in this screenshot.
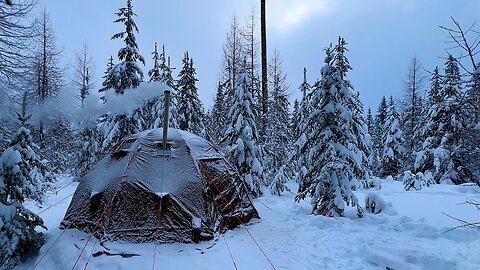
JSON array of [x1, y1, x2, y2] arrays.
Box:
[[75, 126, 103, 177], [145, 44, 178, 129], [373, 96, 388, 174], [99, 56, 115, 102], [379, 97, 405, 178], [296, 38, 363, 217], [415, 55, 470, 184], [291, 99, 300, 139], [291, 68, 312, 188], [100, 0, 145, 95], [0, 104, 48, 270], [176, 52, 206, 137], [222, 61, 264, 197], [210, 82, 227, 144], [148, 42, 162, 82]]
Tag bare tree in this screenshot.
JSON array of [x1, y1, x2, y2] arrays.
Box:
[[73, 43, 95, 107], [242, 9, 261, 106], [0, 0, 36, 85], [30, 9, 64, 147], [400, 56, 426, 167], [221, 15, 243, 106], [440, 17, 479, 75]]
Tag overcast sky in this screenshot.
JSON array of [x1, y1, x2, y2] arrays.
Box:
[[37, 0, 479, 111]]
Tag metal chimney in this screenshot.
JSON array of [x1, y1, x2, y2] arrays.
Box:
[[162, 90, 170, 150]]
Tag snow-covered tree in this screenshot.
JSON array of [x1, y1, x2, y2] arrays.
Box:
[[222, 62, 264, 197], [176, 52, 206, 137], [0, 95, 54, 202], [142, 44, 179, 130], [400, 57, 426, 166], [0, 101, 50, 269], [148, 42, 162, 82], [74, 125, 103, 177], [290, 68, 312, 190], [296, 38, 364, 217], [209, 82, 227, 144], [366, 108, 375, 175], [373, 96, 388, 174], [99, 0, 145, 95], [379, 97, 405, 178], [349, 91, 371, 183], [99, 56, 115, 102], [291, 99, 300, 139], [415, 55, 470, 184]]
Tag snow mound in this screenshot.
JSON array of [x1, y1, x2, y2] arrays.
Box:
[[365, 193, 397, 215]]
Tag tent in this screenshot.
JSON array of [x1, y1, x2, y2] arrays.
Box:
[[61, 128, 259, 243]]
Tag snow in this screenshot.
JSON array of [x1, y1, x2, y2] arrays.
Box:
[[14, 177, 480, 270], [1, 148, 21, 166]]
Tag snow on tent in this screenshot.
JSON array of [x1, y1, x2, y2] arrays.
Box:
[[61, 128, 259, 243]]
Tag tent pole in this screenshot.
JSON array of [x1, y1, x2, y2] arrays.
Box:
[[162, 90, 171, 150]]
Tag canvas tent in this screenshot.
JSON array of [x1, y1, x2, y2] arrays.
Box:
[[61, 128, 259, 243]]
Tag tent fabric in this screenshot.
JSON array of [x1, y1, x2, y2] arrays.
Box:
[[61, 129, 259, 243]]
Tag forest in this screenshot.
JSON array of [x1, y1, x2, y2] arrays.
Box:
[[1, 1, 479, 269]]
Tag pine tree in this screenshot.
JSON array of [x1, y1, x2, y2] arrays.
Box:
[[222, 61, 264, 197], [99, 56, 115, 102], [100, 0, 145, 95], [379, 97, 405, 178], [466, 63, 480, 126], [428, 67, 443, 105], [291, 99, 300, 139], [145, 44, 178, 129], [291, 68, 312, 189], [176, 52, 206, 137], [366, 108, 374, 137], [210, 82, 227, 144], [373, 96, 388, 174], [415, 55, 470, 184], [75, 126, 103, 177], [0, 100, 49, 269], [296, 38, 363, 217], [148, 42, 162, 82], [349, 91, 371, 183]]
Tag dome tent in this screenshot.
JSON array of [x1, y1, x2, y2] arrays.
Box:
[[61, 128, 259, 243]]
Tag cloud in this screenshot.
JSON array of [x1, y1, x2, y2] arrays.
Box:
[[268, 0, 328, 32]]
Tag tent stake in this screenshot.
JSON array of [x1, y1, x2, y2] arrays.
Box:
[[163, 90, 171, 150]]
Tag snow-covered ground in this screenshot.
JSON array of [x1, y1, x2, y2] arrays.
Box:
[[15, 177, 480, 270]]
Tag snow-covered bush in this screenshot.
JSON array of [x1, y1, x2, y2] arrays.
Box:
[[364, 193, 396, 215], [0, 201, 46, 270], [270, 165, 291, 195], [369, 177, 382, 189], [403, 171, 434, 191]]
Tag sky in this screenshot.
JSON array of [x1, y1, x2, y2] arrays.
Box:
[[36, 0, 479, 112]]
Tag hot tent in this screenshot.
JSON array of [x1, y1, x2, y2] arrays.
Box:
[[61, 128, 259, 243]]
